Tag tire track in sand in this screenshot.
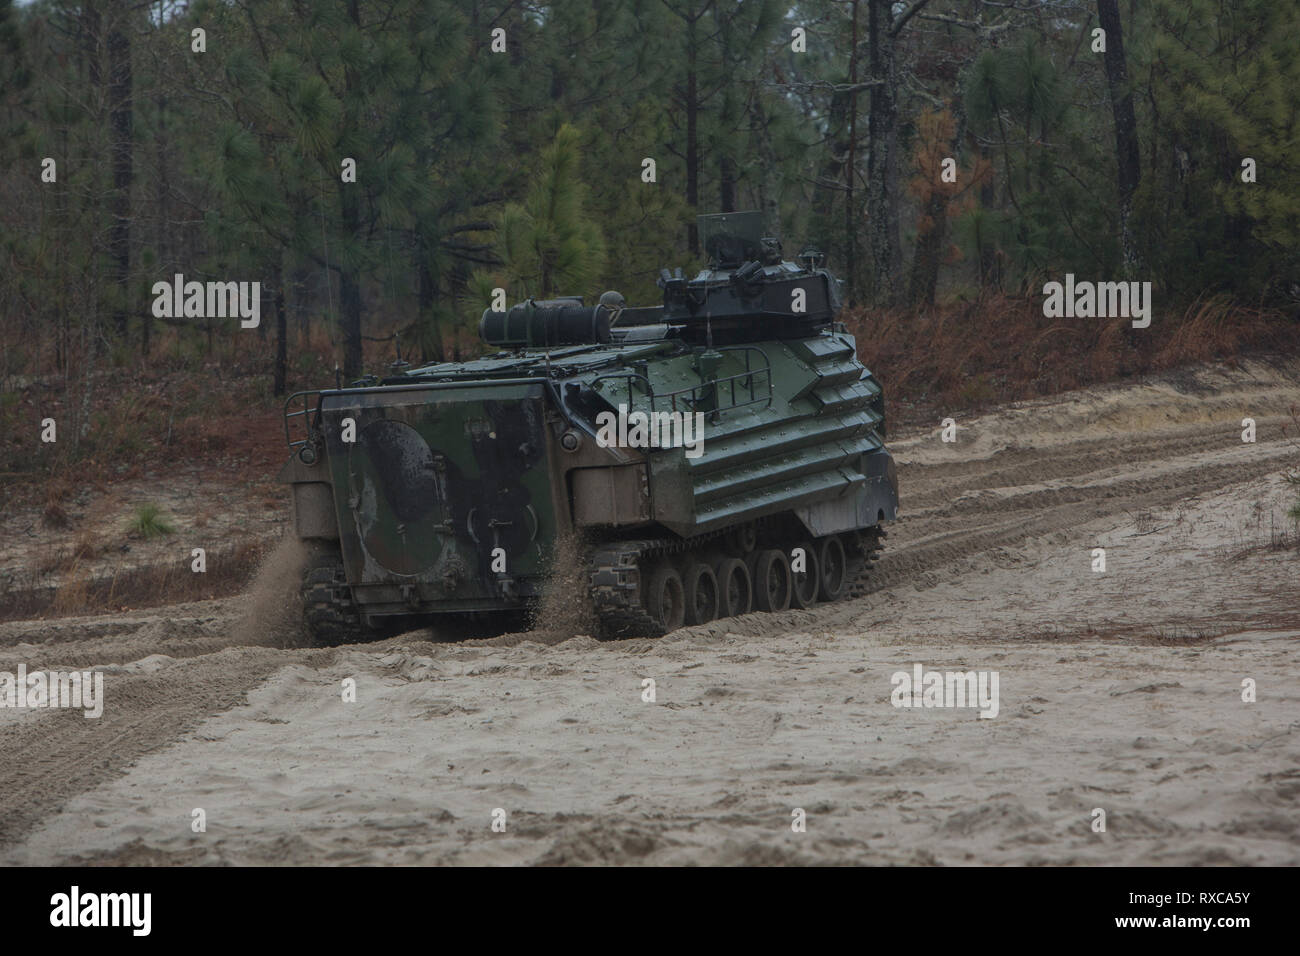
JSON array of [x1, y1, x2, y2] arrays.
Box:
[[0, 647, 304, 849], [1, 361, 1297, 847]]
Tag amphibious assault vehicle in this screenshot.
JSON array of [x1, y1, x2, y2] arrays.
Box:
[[280, 212, 898, 644]]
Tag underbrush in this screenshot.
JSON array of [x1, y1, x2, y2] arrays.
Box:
[[0, 539, 270, 621], [2, 293, 1296, 512], [845, 292, 1297, 425], [0, 330, 332, 506]]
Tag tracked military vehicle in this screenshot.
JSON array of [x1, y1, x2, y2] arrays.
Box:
[[280, 212, 898, 644]]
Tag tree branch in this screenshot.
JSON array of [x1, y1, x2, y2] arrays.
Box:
[[891, 0, 935, 37]]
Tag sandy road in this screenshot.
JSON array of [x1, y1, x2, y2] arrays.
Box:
[[1, 359, 1297, 864]]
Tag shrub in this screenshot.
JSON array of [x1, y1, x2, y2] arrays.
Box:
[[128, 503, 176, 539]]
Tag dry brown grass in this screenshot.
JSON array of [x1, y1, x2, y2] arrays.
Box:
[[40, 475, 74, 529], [50, 566, 92, 616], [846, 292, 1296, 426], [0, 539, 270, 621], [4, 348, 296, 508]]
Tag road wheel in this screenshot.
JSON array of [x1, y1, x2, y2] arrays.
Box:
[[682, 562, 719, 625], [789, 541, 820, 609], [817, 535, 848, 602], [729, 522, 757, 555], [644, 563, 686, 633], [715, 558, 753, 618], [752, 549, 792, 612]]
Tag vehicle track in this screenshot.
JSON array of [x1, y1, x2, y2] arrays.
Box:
[[0, 648, 303, 849]]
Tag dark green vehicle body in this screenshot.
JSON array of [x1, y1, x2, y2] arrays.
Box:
[[280, 213, 898, 640]]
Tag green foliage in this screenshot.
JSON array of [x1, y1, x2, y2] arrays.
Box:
[[493, 124, 606, 301], [1136, 0, 1300, 300], [128, 504, 176, 540], [960, 37, 1111, 290], [0, 0, 1295, 401]]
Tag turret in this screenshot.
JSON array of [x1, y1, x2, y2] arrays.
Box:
[[478, 212, 843, 351], [657, 212, 841, 345]]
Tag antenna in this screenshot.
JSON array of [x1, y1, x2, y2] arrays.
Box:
[[390, 328, 410, 373]]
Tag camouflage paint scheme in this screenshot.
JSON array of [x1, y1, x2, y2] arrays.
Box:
[[320, 383, 556, 613], [280, 213, 897, 627], [282, 329, 895, 625]]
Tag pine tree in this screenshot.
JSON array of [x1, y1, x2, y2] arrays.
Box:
[[490, 123, 606, 301], [1140, 0, 1300, 299]]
